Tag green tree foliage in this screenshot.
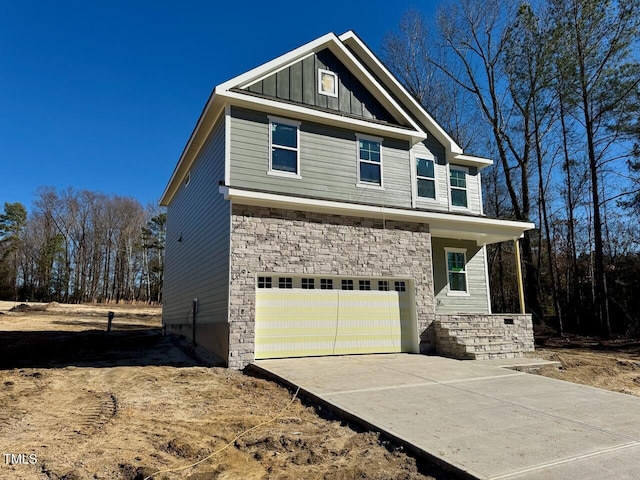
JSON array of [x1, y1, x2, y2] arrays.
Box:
[[0, 202, 27, 299], [385, 0, 640, 336], [0, 189, 165, 304]]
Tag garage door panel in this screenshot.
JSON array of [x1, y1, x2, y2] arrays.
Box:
[[255, 280, 415, 360]]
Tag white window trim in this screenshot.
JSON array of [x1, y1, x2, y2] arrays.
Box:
[[414, 154, 438, 203], [445, 247, 470, 296], [356, 133, 384, 189], [318, 69, 338, 98], [268, 115, 302, 179], [449, 164, 469, 211]]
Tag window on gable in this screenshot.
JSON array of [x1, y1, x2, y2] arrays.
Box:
[[318, 69, 338, 97], [446, 249, 468, 293], [357, 136, 382, 186], [450, 166, 468, 208], [416, 158, 436, 199], [269, 117, 300, 176]]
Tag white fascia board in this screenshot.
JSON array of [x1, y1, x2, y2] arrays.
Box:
[[453, 154, 494, 170], [219, 90, 426, 142], [324, 39, 425, 133], [219, 186, 535, 245], [160, 93, 224, 206], [339, 31, 464, 155], [217, 33, 337, 92]]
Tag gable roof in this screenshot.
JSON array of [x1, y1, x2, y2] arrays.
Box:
[[160, 31, 491, 206], [216, 32, 427, 138]]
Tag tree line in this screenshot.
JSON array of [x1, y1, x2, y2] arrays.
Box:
[[0, 187, 165, 304], [383, 0, 640, 336]]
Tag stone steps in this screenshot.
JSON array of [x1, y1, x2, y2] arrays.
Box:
[[434, 314, 535, 361]]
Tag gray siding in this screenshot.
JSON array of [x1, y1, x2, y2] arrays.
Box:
[[245, 48, 397, 124], [163, 116, 231, 360], [412, 142, 483, 215], [229, 107, 412, 208], [432, 238, 490, 314]]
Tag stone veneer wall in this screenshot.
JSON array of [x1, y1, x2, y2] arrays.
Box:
[[227, 204, 435, 369]]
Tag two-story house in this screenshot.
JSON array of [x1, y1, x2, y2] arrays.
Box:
[[160, 31, 536, 369]]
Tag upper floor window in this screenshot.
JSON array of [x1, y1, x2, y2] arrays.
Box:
[[318, 69, 338, 97], [357, 135, 383, 187], [445, 248, 468, 294], [416, 157, 436, 199], [269, 117, 300, 177], [450, 166, 468, 208]]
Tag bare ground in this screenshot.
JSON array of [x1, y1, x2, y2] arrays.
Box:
[[2, 303, 639, 480], [532, 336, 640, 398], [0, 302, 450, 480]]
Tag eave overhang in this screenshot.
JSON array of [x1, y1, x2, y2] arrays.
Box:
[[220, 186, 535, 246]]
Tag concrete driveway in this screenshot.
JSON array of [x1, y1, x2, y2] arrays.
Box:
[[252, 354, 640, 480]]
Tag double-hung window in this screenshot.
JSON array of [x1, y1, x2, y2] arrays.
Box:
[[357, 135, 382, 187], [445, 248, 468, 294], [416, 157, 436, 199], [269, 117, 300, 177], [450, 166, 468, 208]]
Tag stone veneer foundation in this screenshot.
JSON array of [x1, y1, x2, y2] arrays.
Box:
[[227, 204, 435, 369]]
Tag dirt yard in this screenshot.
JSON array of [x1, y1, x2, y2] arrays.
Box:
[[0, 302, 449, 480], [533, 336, 640, 398], [1, 303, 639, 480]]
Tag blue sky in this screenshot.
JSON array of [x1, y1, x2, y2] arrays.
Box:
[[0, 0, 437, 213]]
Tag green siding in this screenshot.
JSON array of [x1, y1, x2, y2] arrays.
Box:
[[245, 48, 397, 124], [432, 238, 490, 314], [163, 117, 231, 359], [229, 107, 412, 208]]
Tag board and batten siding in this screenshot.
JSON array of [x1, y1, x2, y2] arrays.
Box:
[[229, 106, 412, 208], [244, 48, 397, 124], [432, 238, 490, 314], [163, 117, 231, 360]]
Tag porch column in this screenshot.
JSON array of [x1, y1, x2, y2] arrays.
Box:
[[514, 238, 526, 314]]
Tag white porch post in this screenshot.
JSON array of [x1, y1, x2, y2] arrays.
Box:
[[514, 238, 526, 314]]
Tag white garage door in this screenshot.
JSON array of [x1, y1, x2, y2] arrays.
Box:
[[255, 276, 416, 360]]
